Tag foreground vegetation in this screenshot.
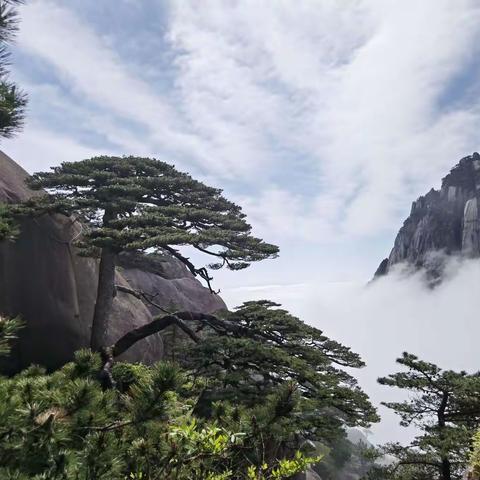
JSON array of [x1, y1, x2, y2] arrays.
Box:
[[0, 316, 319, 479]]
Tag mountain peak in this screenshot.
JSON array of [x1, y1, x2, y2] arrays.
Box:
[[375, 153, 480, 279]]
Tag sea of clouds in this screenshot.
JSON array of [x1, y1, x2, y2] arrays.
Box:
[[223, 256, 480, 445]]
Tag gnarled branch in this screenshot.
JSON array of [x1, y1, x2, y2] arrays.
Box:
[[162, 245, 219, 294], [111, 311, 221, 358]]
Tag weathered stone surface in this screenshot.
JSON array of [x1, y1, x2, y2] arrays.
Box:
[[463, 197, 480, 256], [0, 151, 225, 372], [118, 252, 226, 314], [375, 153, 480, 278]]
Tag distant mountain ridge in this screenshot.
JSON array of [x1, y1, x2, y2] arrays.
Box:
[[375, 152, 480, 278]]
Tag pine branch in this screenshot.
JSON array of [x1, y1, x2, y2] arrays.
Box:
[[111, 311, 209, 358]]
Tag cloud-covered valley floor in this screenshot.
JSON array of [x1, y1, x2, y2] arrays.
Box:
[[223, 257, 480, 444]]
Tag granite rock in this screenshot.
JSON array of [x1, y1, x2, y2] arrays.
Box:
[[0, 151, 225, 372], [375, 152, 480, 278]]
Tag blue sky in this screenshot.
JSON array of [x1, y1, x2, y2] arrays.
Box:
[[3, 0, 480, 443], [7, 1, 480, 252]]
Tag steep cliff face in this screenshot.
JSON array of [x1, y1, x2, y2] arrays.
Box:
[[375, 152, 480, 277], [0, 151, 225, 372]]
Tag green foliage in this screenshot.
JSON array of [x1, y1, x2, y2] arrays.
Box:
[[247, 451, 321, 480], [22, 156, 278, 271], [0, 203, 18, 241], [365, 353, 480, 480], [469, 430, 480, 478], [0, 78, 26, 138], [0, 346, 318, 479], [0, 314, 22, 356], [183, 300, 378, 464], [0, 0, 27, 139]]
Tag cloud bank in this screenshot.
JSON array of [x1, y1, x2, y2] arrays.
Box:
[[223, 257, 480, 444]]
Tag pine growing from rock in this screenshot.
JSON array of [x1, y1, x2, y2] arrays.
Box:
[[21, 156, 279, 350], [178, 300, 379, 465]]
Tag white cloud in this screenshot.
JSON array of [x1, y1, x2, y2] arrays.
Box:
[[8, 0, 480, 241], [237, 187, 339, 242], [2, 123, 105, 173], [222, 256, 480, 444], [167, 0, 480, 239], [14, 0, 225, 175]]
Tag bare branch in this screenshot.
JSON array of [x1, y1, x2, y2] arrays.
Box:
[[111, 311, 217, 357], [162, 246, 219, 294], [194, 245, 232, 268]]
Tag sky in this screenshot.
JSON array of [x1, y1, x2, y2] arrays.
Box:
[[3, 0, 480, 444]]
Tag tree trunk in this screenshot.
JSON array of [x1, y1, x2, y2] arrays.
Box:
[[440, 458, 451, 480], [90, 247, 116, 351], [438, 391, 452, 480]]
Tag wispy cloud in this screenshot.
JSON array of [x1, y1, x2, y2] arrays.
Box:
[[11, 0, 218, 174], [167, 0, 480, 239], [4, 0, 480, 244]]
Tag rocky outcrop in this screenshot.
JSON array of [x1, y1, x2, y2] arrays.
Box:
[[375, 152, 480, 278], [0, 151, 225, 372], [118, 252, 225, 314]]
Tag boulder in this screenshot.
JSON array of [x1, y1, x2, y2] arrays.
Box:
[[0, 151, 225, 372], [118, 251, 226, 314]]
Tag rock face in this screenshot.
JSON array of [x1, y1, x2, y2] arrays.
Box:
[[0, 151, 226, 372], [375, 152, 480, 278], [118, 252, 225, 314]]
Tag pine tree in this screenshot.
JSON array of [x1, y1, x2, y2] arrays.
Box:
[[20, 156, 279, 350], [365, 353, 480, 480], [110, 300, 378, 467], [0, 314, 21, 355], [0, 0, 27, 139], [183, 300, 379, 465], [0, 317, 319, 479]]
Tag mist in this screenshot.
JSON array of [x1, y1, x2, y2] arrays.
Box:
[[222, 256, 480, 445]]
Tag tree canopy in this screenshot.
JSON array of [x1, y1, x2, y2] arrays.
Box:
[[20, 156, 279, 350], [184, 301, 378, 433], [100, 297, 379, 472], [26, 156, 278, 269]]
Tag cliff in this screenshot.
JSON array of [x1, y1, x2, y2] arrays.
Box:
[[0, 151, 225, 372], [375, 152, 480, 278]]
